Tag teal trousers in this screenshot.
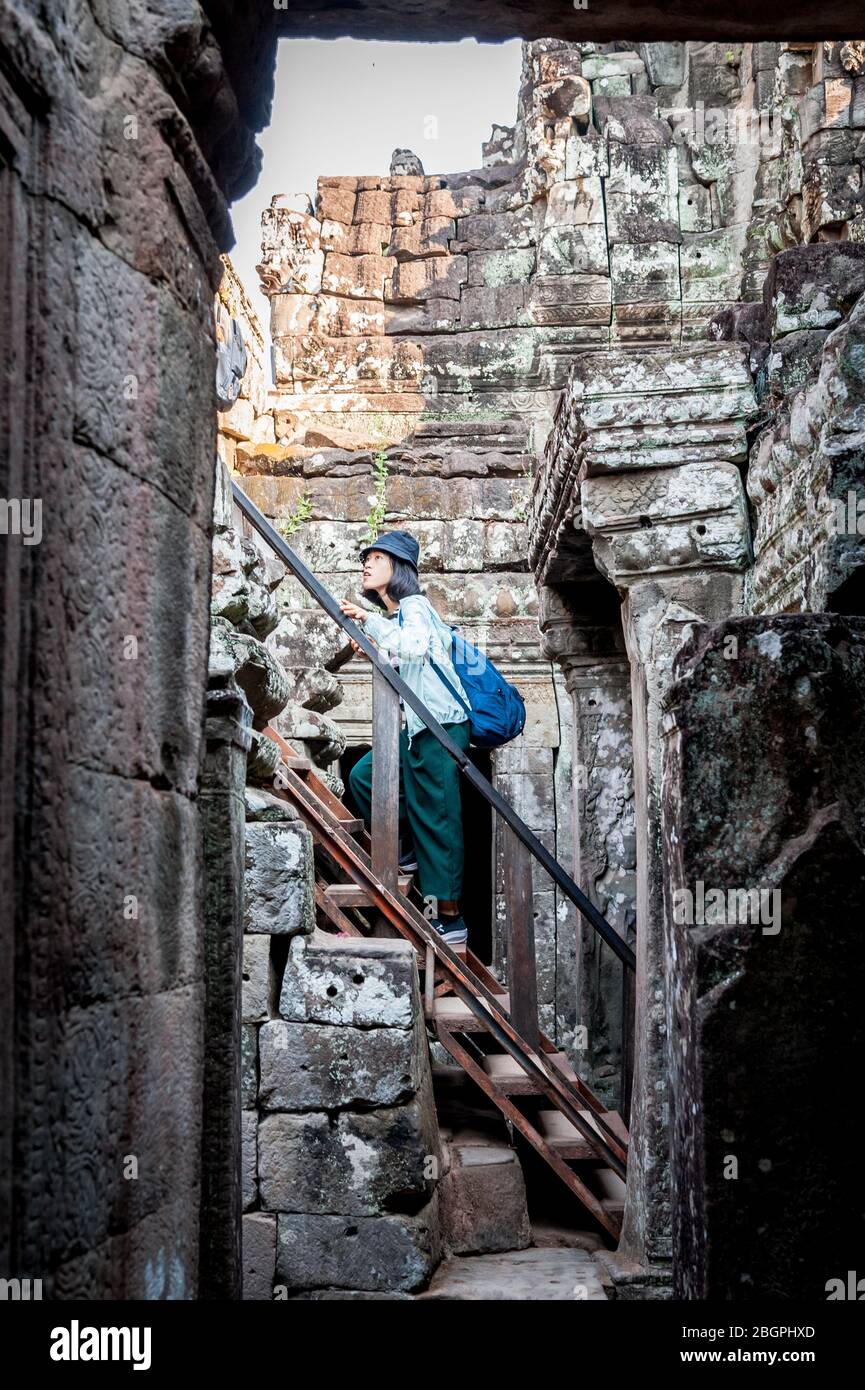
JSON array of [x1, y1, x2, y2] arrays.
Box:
[[348, 721, 470, 904]]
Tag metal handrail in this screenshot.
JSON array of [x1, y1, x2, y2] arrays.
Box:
[[231, 480, 636, 973]]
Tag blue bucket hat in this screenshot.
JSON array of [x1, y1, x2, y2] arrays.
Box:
[[360, 529, 420, 571]]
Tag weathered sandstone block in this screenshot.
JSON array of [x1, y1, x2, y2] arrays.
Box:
[[258, 1019, 420, 1108], [244, 821, 315, 936], [259, 1099, 439, 1215], [276, 1196, 441, 1293], [279, 935, 419, 1027]]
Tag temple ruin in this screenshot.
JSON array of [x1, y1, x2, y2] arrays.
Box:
[[2, 0, 864, 1306]]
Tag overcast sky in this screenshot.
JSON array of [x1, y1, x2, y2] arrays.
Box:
[[229, 37, 523, 325]]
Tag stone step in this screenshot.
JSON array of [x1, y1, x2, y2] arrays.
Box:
[[592, 1168, 627, 1204], [433, 992, 509, 1031], [416, 1247, 608, 1300], [481, 1050, 578, 1095], [536, 1109, 603, 1160], [437, 1127, 531, 1256]]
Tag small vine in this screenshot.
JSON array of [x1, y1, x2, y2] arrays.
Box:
[[278, 491, 313, 538], [365, 449, 389, 538], [510, 457, 535, 523]]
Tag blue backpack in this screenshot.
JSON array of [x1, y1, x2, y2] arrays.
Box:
[[400, 607, 526, 748]]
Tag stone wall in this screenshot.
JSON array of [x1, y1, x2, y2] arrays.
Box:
[[0, 0, 272, 1299], [741, 245, 865, 614], [526, 37, 865, 1294], [663, 616, 865, 1299], [216, 257, 277, 468]]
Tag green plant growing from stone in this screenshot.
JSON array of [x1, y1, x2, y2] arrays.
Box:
[[510, 458, 535, 524], [365, 450, 389, 539], [278, 490, 313, 539]]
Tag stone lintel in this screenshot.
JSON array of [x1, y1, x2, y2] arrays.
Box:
[[530, 345, 756, 590]]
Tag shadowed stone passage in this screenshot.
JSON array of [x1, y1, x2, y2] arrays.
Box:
[[663, 616, 865, 1301], [418, 1246, 607, 1300], [537, 581, 636, 1112]]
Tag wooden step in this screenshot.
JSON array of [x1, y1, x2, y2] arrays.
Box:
[[433, 992, 509, 1032], [337, 816, 364, 834], [593, 1168, 627, 1203], [324, 875, 413, 907], [481, 1050, 578, 1096], [536, 1108, 624, 1160]]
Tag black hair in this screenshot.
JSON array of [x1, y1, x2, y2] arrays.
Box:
[[362, 555, 423, 610]]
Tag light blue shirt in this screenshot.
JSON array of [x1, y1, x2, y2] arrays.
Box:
[[363, 593, 469, 746]]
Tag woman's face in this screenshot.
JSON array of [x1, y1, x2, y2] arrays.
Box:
[[362, 549, 394, 592]]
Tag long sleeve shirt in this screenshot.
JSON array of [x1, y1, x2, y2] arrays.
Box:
[[363, 593, 470, 746]]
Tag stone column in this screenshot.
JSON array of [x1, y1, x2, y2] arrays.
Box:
[[663, 615, 865, 1300], [530, 344, 758, 1288], [198, 677, 252, 1299], [538, 582, 635, 1109], [584, 431, 752, 1275], [563, 658, 635, 1108], [611, 568, 744, 1272]]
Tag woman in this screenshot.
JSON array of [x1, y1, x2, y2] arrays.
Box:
[[339, 530, 470, 945]]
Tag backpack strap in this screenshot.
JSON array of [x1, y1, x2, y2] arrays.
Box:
[[398, 605, 471, 717], [429, 653, 471, 717]]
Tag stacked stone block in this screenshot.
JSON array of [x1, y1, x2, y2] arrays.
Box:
[[242, 932, 444, 1298], [663, 615, 865, 1299], [529, 342, 758, 1276]]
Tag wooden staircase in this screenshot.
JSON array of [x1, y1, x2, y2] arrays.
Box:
[[263, 723, 629, 1242]]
